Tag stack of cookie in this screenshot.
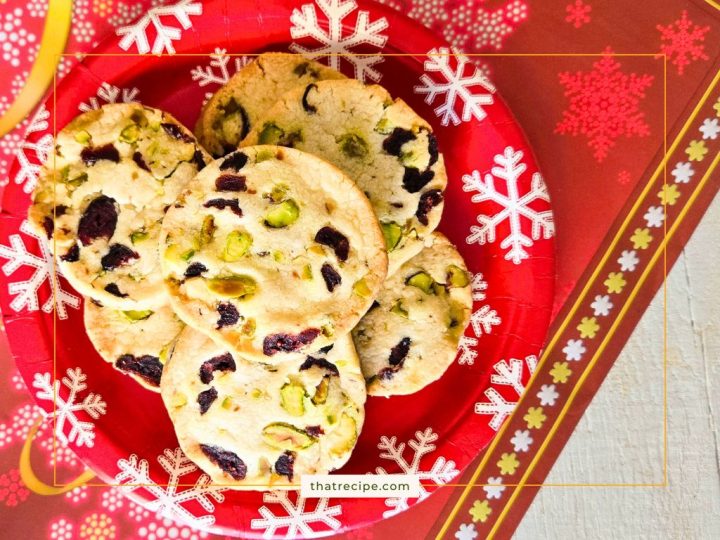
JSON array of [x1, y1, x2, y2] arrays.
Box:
[[28, 53, 473, 489]]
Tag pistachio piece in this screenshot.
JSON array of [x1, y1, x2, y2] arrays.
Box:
[[207, 275, 257, 299], [301, 264, 313, 280], [327, 413, 358, 457], [120, 124, 140, 143], [280, 383, 306, 416], [121, 309, 153, 322], [170, 393, 187, 408], [447, 264, 470, 287], [261, 423, 317, 451], [130, 229, 149, 244], [390, 300, 409, 318], [258, 122, 284, 145], [338, 133, 369, 158], [200, 215, 215, 246], [352, 278, 371, 298], [311, 376, 330, 405], [381, 221, 402, 251], [406, 271, 435, 295], [74, 130, 92, 145], [264, 199, 299, 228], [221, 231, 252, 262]]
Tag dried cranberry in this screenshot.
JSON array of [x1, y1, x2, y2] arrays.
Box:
[[219, 152, 249, 172], [389, 337, 411, 366], [81, 144, 120, 166], [101, 244, 139, 271], [77, 195, 118, 246], [216, 302, 240, 329], [426, 131, 439, 167], [200, 444, 247, 480], [369, 300, 380, 311], [104, 283, 127, 298], [274, 452, 295, 481], [402, 167, 434, 193], [302, 84, 318, 114], [192, 149, 206, 171], [314, 227, 349, 262], [197, 387, 218, 414], [132, 151, 150, 171], [320, 263, 341, 292], [184, 262, 208, 278], [199, 352, 236, 384], [415, 189, 444, 226], [382, 128, 415, 156], [55, 205, 68, 217], [299, 356, 339, 376], [60, 244, 80, 262], [115, 354, 162, 386], [204, 198, 243, 217], [263, 329, 320, 356], [42, 217, 53, 238], [305, 425, 325, 437], [215, 174, 247, 192], [161, 122, 194, 143], [378, 367, 396, 380], [318, 344, 334, 354]]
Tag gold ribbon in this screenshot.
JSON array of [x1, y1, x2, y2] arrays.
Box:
[[0, 0, 73, 138], [19, 416, 95, 495]]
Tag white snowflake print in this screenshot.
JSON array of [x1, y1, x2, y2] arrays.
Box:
[[289, 0, 389, 82], [78, 82, 140, 112], [455, 522, 478, 540], [191, 48, 251, 103], [699, 118, 720, 140], [415, 47, 495, 126], [618, 250, 639, 272], [251, 491, 342, 539], [469, 304, 501, 337], [457, 335, 478, 365], [33, 367, 107, 448], [510, 429, 533, 452], [464, 146, 554, 264], [12, 105, 53, 194], [0, 403, 43, 449], [375, 427, 459, 517], [590, 294, 613, 316], [117, 0, 202, 54], [467, 270, 501, 338], [562, 338, 586, 361], [0, 8, 37, 68], [115, 447, 226, 528], [471, 272, 488, 302], [536, 384, 559, 406], [483, 476, 505, 500], [671, 161, 694, 183], [644, 205, 665, 228], [475, 355, 537, 430], [0, 220, 81, 319]]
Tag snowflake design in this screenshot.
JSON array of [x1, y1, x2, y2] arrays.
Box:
[[33, 368, 107, 447], [537, 384, 559, 406], [101, 488, 125, 512], [700, 118, 720, 140], [555, 49, 654, 162], [65, 485, 89, 504], [510, 429, 533, 452], [617, 250, 639, 272], [0, 220, 81, 318], [36, 418, 82, 469], [73, 19, 96, 43], [406, 0, 448, 31], [590, 293, 613, 315], [78, 82, 140, 112], [562, 338, 586, 361], [657, 10, 709, 76], [11, 105, 53, 194], [475, 355, 537, 430], [455, 522, 478, 540], [0, 403, 42, 449], [644, 205, 665, 228], [251, 491, 342, 539], [672, 161, 694, 183], [375, 427, 459, 517], [444, 0, 528, 52], [482, 476, 505, 499], [115, 447, 226, 528], [0, 469, 29, 507], [463, 146, 554, 264], [414, 47, 495, 126], [457, 335, 478, 365], [49, 517, 74, 540], [79, 513, 116, 539], [565, 0, 591, 28], [617, 170, 631, 185], [466, 272, 501, 338], [289, 0, 389, 82], [191, 48, 251, 102], [0, 8, 37, 68], [117, 0, 202, 54]]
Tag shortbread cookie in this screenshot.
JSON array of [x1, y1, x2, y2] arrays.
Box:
[[242, 78, 447, 275], [28, 103, 210, 310], [159, 146, 387, 363], [84, 300, 185, 391], [161, 327, 366, 489], [196, 53, 345, 157], [352, 233, 472, 396]]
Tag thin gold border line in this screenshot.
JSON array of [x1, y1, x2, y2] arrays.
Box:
[[488, 149, 720, 538], [63, 53, 661, 57], [52, 59, 57, 487], [435, 57, 715, 539]]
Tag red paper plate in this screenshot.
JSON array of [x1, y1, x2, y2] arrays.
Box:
[[0, 0, 555, 537]]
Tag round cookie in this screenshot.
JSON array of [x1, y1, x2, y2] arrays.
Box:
[[242, 78, 447, 276], [84, 300, 185, 391], [161, 327, 366, 489], [196, 53, 345, 157], [352, 233, 472, 396], [28, 103, 211, 310], [159, 146, 387, 363]]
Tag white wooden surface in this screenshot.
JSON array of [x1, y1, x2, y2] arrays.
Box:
[[514, 192, 720, 539]]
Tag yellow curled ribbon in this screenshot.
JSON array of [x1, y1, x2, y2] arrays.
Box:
[[19, 416, 95, 495], [0, 0, 73, 138]]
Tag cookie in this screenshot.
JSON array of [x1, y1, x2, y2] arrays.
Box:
[[242, 78, 447, 276], [28, 103, 211, 310], [159, 146, 387, 363], [195, 53, 345, 157], [160, 327, 366, 488], [352, 233, 472, 396], [84, 300, 185, 391]]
